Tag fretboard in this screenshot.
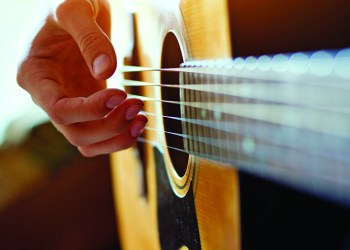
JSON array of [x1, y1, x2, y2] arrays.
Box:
[[180, 48, 350, 206]]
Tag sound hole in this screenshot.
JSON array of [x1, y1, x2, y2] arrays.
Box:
[[161, 33, 188, 177]]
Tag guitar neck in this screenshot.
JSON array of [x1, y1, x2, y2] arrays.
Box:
[[177, 48, 350, 205], [121, 48, 350, 206]]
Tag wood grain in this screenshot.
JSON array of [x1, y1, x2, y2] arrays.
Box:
[[110, 0, 241, 249]]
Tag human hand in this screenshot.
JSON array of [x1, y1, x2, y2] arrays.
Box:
[[17, 0, 147, 157]]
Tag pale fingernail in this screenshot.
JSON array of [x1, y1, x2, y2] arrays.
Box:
[[125, 105, 143, 121], [93, 54, 110, 76], [106, 95, 125, 109], [131, 122, 146, 138]]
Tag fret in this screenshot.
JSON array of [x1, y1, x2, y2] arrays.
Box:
[[204, 72, 215, 159], [189, 72, 196, 154], [195, 72, 205, 156], [180, 70, 189, 153], [213, 72, 224, 161], [200, 72, 211, 157], [178, 48, 350, 204], [190, 72, 199, 156]]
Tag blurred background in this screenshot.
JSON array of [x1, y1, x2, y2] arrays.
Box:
[[0, 2, 118, 248], [0, 0, 48, 145]]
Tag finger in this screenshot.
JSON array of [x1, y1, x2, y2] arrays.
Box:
[[51, 88, 127, 125], [59, 98, 145, 146], [94, 0, 111, 36], [54, 0, 116, 80], [17, 60, 123, 125], [78, 115, 148, 157]]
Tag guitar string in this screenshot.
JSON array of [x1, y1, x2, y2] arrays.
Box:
[[136, 129, 350, 177], [129, 92, 350, 117], [138, 110, 350, 187], [130, 93, 350, 139], [120, 65, 350, 153], [141, 125, 341, 160], [119, 46, 350, 79], [122, 78, 350, 91], [119, 65, 349, 81], [142, 110, 350, 142], [133, 98, 349, 174], [121, 69, 350, 159], [136, 135, 350, 204], [122, 80, 350, 115], [119, 54, 349, 199], [140, 111, 350, 158]]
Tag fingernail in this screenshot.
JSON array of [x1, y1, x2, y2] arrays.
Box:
[[131, 122, 146, 138], [106, 95, 125, 109], [125, 105, 143, 121], [93, 54, 110, 76]]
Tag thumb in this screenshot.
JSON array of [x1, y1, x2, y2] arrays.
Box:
[[54, 0, 116, 80]]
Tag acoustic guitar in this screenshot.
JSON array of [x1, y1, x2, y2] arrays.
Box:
[[109, 0, 350, 249]]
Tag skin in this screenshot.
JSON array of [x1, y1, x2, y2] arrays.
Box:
[[17, 0, 147, 157]]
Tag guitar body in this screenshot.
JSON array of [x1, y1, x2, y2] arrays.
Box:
[[110, 0, 240, 249], [109, 0, 350, 249]]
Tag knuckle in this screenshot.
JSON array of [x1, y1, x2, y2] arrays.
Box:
[[17, 57, 56, 90], [78, 30, 100, 56], [49, 110, 67, 125], [81, 98, 101, 118], [50, 98, 72, 125], [89, 0, 99, 16], [55, 1, 72, 21], [55, 0, 79, 21], [16, 57, 33, 89], [16, 65, 25, 88]]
